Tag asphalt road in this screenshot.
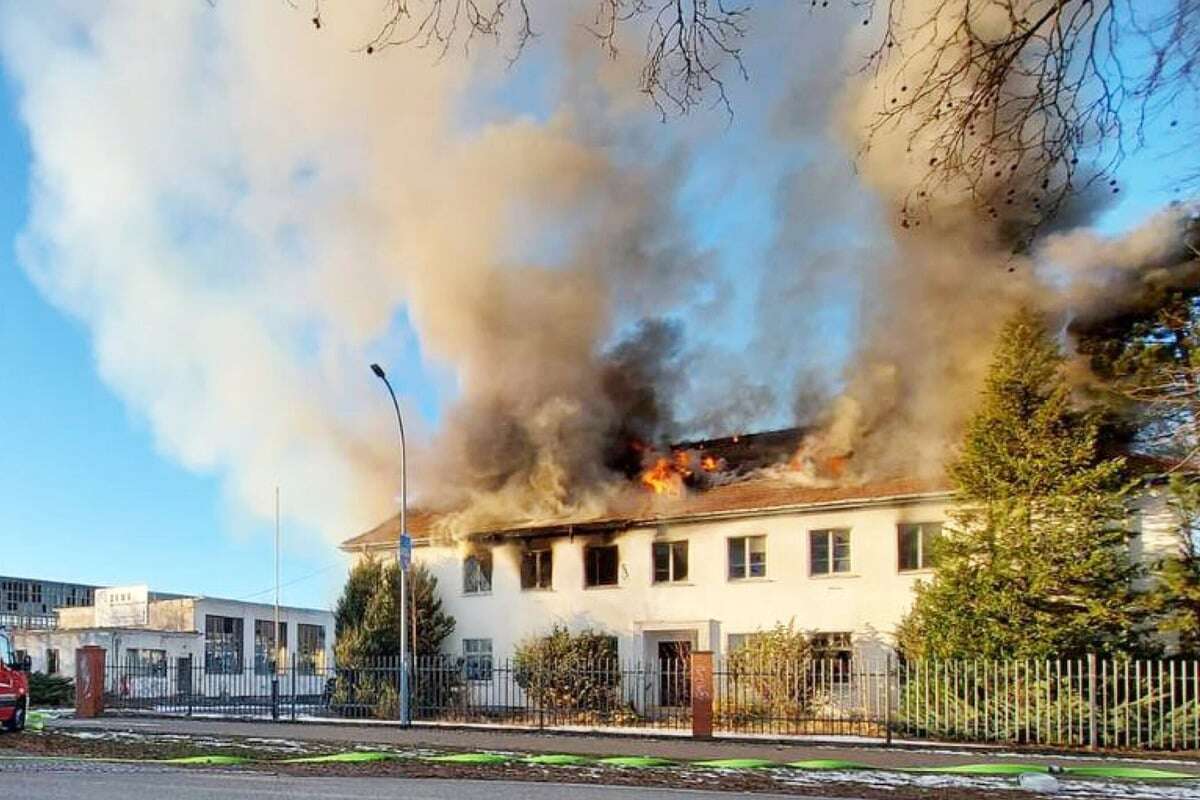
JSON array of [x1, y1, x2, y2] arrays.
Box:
[[1, 759, 809, 800]]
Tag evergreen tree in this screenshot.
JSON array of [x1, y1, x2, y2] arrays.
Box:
[[1147, 475, 1200, 655], [899, 308, 1150, 660], [334, 559, 455, 664]]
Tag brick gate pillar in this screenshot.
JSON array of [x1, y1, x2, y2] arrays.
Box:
[[75, 645, 106, 718], [691, 650, 713, 740]]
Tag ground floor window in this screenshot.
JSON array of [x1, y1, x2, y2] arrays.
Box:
[[463, 638, 493, 681], [126, 648, 167, 677], [254, 619, 288, 674], [298, 623, 326, 674], [810, 632, 852, 683], [46, 648, 59, 675], [205, 615, 244, 674]]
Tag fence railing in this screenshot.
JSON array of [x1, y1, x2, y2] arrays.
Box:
[[99, 654, 1200, 750]]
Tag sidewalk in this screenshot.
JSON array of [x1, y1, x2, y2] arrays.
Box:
[[53, 715, 1200, 775]]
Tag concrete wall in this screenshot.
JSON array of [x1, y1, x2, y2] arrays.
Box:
[[410, 497, 951, 664]]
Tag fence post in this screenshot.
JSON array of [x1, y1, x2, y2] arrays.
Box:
[[1087, 653, 1098, 751], [884, 654, 894, 746], [691, 651, 713, 740], [74, 645, 106, 718]]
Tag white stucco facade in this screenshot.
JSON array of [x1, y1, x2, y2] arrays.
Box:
[[14, 591, 335, 698], [363, 486, 1184, 666]]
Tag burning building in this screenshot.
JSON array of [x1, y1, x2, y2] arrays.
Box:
[[341, 425, 1175, 668]]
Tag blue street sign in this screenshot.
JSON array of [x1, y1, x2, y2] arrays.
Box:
[[398, 533, 412, 571]]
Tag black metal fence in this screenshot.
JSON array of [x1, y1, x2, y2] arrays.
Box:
[[100, 654, 1200, 750]]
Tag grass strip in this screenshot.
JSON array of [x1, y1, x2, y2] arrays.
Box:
[[156, 755, 254, 766], [1062, 765, 1200, 780], [785, 759, 874, 770], [280, 751, 397, 764], [425, 752, 512, 765], [597, 756, 678, 768], [903, 763, 1048, 776], [523, 754, 596, 766], [692, 758, 779, 769]]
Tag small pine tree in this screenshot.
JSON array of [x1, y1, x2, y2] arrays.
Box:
[[334, 558, 455, 665], [900, 308, 1150, 660]]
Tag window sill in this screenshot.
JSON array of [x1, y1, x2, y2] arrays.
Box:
[[727, 577, 772, 583], [898, 568, 935, 575], [809, 572, 860, 580], [651, 581, 694, 587], [462, 591, 493, 597], [520, 587, 554, 593], [583, 584, 621, 590]]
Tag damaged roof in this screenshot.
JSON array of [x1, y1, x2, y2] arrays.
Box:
[[339, 474, 953, 553]]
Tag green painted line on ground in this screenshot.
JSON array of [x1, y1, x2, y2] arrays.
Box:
[[522, 754, 596, 766]]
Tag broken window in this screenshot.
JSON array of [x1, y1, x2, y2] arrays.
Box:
[[463, 551, 493, 594], [463, 638, 493, 681], [520, 548, 552, 590], [254, 619, 287, 674], [204, 614, 244, 674], [298, 623, 326, 674], [652, 540, 689, 583], [728, 535, 767, 580], [810, 529, 851, 575], [898, 522, 942, 571], [584, 544, 619, 587]]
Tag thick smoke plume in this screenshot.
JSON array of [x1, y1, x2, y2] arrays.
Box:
[[1, 2, 1196, 548]]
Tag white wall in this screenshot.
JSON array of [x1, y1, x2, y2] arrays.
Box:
[[412, 498, 951, 664]]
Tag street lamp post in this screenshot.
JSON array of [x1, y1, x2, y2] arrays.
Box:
[[370, 363, 410, 727]]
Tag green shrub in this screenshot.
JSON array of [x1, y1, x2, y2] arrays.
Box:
[[514, 626, 622, 715], [29, 672, 74, 706], [718, 622, 813, 724]]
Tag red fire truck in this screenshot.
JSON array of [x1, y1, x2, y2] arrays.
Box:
[[0, 627, 30, 732]]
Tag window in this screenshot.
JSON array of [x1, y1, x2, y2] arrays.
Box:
[[204, 615, 244, 674], [254, 619, 287, 674], [520, 548, 553, 590], [810, 529, 851, 575], [463, 551, 493, 594], [898, 522, 942, 571], [298, 624, 326, 675], [728, 535, 767, 580], [126, 648, 167, 677], [584, 545, 619, 587], [652, 541, 689, 583], [0, 633, 12, 667], [463, 638, 493, 681], [47, 649, 59, 675], [810, 632, 852, 683], [726, 633, 764, 653]]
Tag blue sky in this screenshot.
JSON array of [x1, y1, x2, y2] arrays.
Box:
[[0, 4, 1192, 614]]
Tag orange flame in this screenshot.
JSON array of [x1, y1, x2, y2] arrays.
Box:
[[700, 454, 721, 472], [640, 457, 682, 496]]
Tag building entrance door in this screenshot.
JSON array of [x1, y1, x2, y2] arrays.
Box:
[[657, 640, 691, 707]]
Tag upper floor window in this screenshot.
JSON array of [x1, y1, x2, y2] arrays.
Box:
[[898, 522, 942, 571], [728, 535, 766, 580], [652, 541, 689, 583], [810, 529, 851, 575], [520, 548, 553, 590], [463, 551, 493, 594], [585, 545, 619, 587]]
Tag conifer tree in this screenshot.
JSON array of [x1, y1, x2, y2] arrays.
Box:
[[899, 308, 1150, 660]]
